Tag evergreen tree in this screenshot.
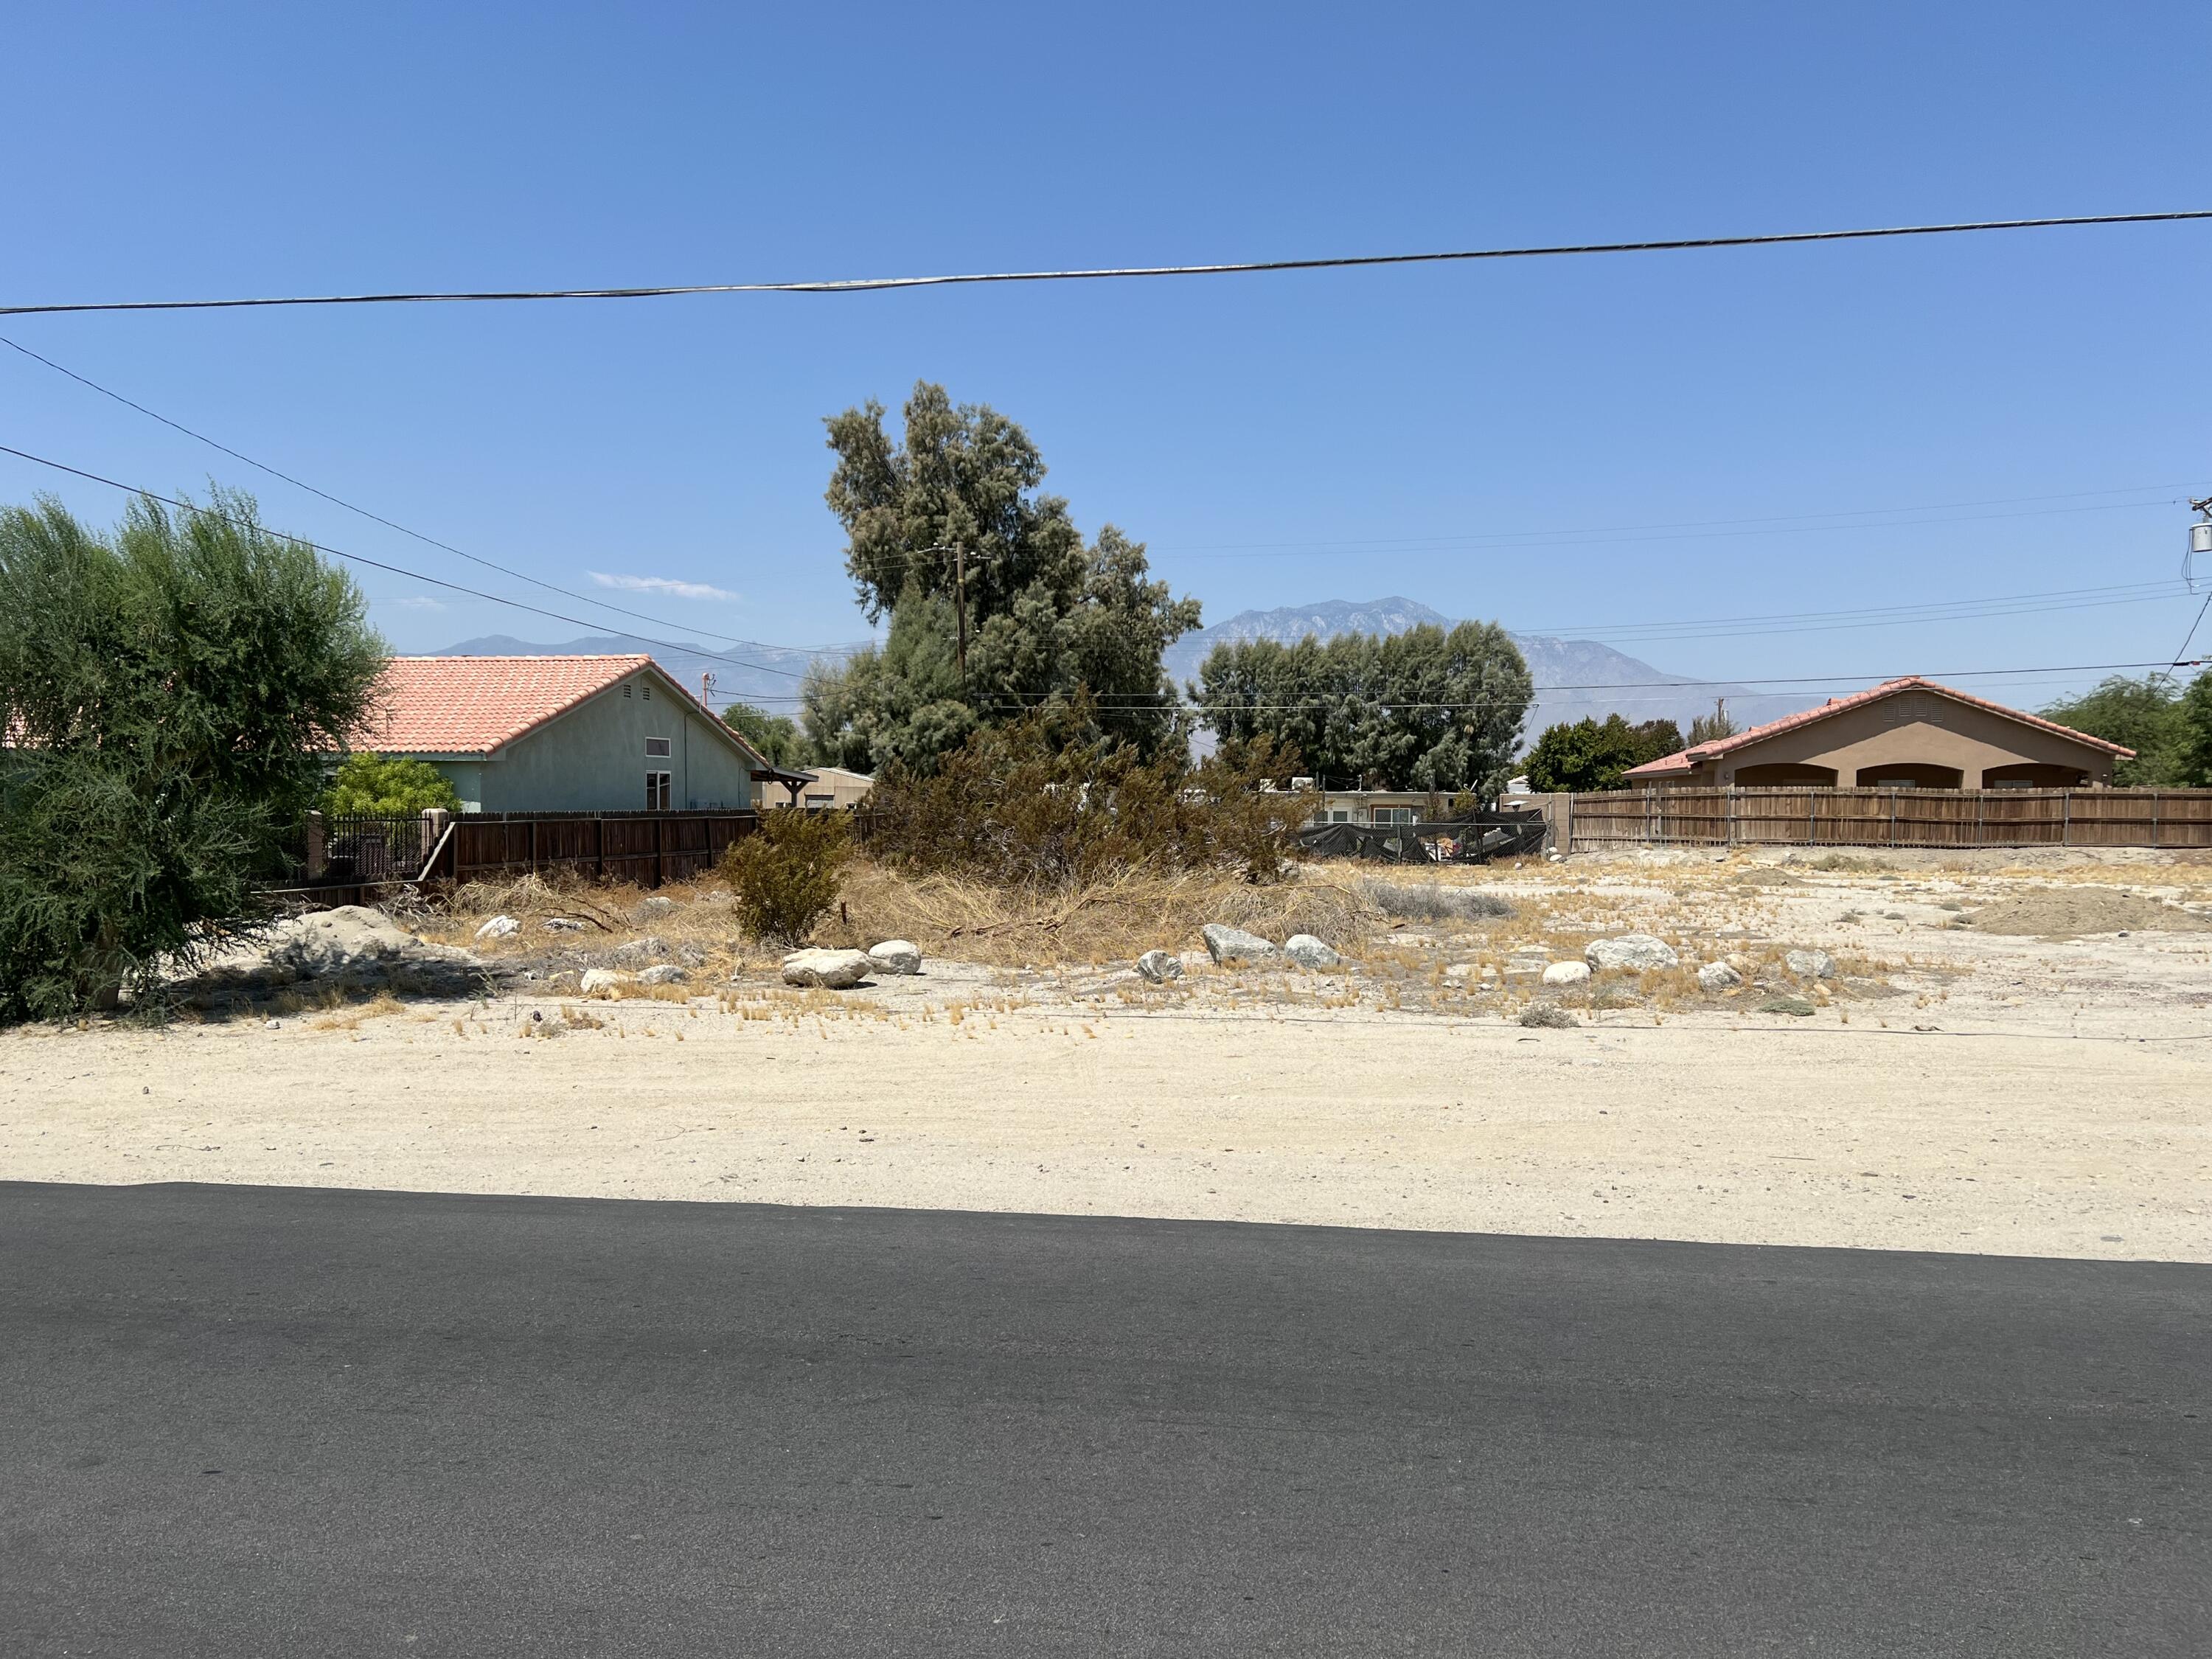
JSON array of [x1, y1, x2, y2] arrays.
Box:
[[804, 383, 1200, 771], [1192, 623, 1532, 799], [720, 700, 807, 770], [1523, 714, 1683, 793], [0, 490, 386, 1020]]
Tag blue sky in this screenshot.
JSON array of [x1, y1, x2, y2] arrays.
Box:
[[6, 1, 2210, 714]]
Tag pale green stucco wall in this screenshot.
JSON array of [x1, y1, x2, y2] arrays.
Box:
[[418, 672, 759, 813]]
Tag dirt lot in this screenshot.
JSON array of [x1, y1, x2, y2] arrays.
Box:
[[4, 846, 2208, 1261]]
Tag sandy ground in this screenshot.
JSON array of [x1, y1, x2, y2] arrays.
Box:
[[4, 846, 2208, 1262]]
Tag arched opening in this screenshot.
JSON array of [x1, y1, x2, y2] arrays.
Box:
[[1734, 763, 1838, 786], [1980, 762, 2087, 789], [1853, 763, 1963, 789]]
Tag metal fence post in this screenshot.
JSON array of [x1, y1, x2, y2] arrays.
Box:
[[305, 811, 327, 880]]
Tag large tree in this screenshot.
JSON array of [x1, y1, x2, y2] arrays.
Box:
[[2040, 675, 2191, 786], [0, 489, 386, 1020], [804, 383, 1201, 771], [1192, 622, 1532, 799], [1522, 714, 1684, 793], [720, 700, 807, 770]]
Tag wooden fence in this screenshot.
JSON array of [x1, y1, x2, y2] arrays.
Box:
[[1565, 787, 2212, 851], [271, 809, 759, 908], [438, 810, 758, 886]]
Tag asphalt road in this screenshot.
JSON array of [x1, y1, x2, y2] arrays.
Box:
[[3, 1182, 2205, 1657]]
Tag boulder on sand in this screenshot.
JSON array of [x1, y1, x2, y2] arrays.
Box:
[[580, 968, 631, 994], [1784, 948, 1838, 981], [1201, 924, 1278, 965], [866, 940, 923, 976], [636, 964, 688, 986], [782, 948, 874, 990], [1283, 934, 1342, 970], [1135, 949, 1183, 984], [475, 915, 519, 941], [1541, 961, 1591, 987], [1697, 961, 1743, 992], [1584, 933, 1680, 973]]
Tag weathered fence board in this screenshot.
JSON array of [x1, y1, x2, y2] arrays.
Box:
[[1568, 787, 2212, 851], [445, 810, 757, 887]]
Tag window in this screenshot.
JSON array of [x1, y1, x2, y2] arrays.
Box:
[[645, 737, 672, 758], [1374, 806, 1416, 827], [804, 793, 834, 810], [646, 771, 670, 810]]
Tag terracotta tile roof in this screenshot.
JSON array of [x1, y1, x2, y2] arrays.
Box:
[[358, 655, 655, 754], [1621, 676, 2135, 779]]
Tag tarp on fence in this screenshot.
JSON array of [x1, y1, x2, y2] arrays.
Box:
[[1296, 810, 1546, 865]]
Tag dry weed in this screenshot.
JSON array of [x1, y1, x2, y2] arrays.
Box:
[[813, 860, 1383, 967]]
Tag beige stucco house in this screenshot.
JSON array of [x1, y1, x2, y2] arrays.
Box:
[[1621, 677, 2132, 789]]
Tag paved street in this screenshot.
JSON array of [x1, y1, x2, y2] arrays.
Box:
[[3, 1180, 2205, 1657]]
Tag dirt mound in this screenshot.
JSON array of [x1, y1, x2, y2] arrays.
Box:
[[192, 905, 493, 1000], [1969, 886, 2212, 938]]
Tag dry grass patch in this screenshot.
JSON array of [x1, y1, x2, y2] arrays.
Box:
[[815, 860, 1382, 967]]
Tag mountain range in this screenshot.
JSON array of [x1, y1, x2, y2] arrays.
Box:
[[437, 599, 1815, 747]]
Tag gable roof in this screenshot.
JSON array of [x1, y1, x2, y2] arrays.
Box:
[[358, 655, 768, 766], [1621, 676, 2134, 779]]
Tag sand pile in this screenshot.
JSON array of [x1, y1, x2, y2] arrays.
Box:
[[1968, 886, 2212, 938]]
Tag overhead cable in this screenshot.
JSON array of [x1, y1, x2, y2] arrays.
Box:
[[4, 211, 2208, 317], [0, 333, 848, 656], [0, 442, 813, 681]]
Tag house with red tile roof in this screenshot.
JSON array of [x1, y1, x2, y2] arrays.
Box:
[[1621, 677, 2133, 790], [355, 655, 774, 813]]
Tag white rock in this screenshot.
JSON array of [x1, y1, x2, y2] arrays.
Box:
[[636, 964, 688, 986], [475, 915, 520, 941], [1541, 961, 1591, 987], [615, 935, 669, 962], [264, 1018, 282, 1030], [1283, 934, 1342, 970], [1201, 924, 1278, 965], [1135, 949, 1183, 984], [637, 895, 676, 917], [580, 968, 631, 993], [1785, 948, 1838, 980], [1585, 933, 1680, 973], [543, 917, 585, 932], [866, 939, 923, 976], [781, 947, 874, 990], [1697, 961, 1744, 992]]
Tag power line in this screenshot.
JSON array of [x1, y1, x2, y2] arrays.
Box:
[[1160, 482, 2212, 552], [1167, 496, 2199, 559], [957, 660, 2185, 715], [0, 333, 855, 657], [0, 442, 814, 681], [5, 210, 2208, 318]]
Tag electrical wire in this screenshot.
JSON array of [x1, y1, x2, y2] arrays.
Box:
[[1168, 497, 2196, 558], [1161, 482, 2212, 552], [4, 210, 2208, 317], [0, 333, 857, 657], [0, 442, 815, 681], [8, 333, 2197, 664]]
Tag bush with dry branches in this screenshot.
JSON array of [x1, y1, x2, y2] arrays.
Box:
[[863, 698, 1302, 886]]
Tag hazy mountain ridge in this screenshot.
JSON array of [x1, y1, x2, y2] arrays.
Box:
[[440, 599, 1815, 747], [432, 632, 870, 712]]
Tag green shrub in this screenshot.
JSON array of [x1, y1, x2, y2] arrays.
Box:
[[720, 807, 853, 944], [321, 752, 461, 816], [0, 489, 385, 1020]]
